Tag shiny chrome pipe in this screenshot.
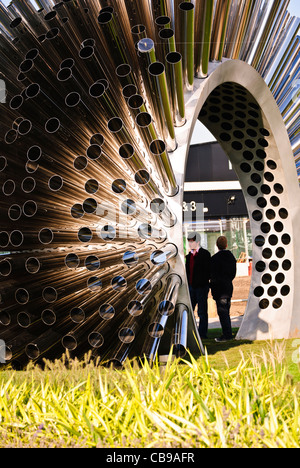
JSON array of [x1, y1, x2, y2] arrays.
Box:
[[172, 304, 189, 358], [210, 0, 232, 62], [150, 197, 177, 227], [195, 0, 214, 79], [150, 243, 178, 266], [157, 274, 182, 317], [165, 51, 186, 126], [148, 61, 176, 151], [149, 139, 178, 197], [178, 2, 194, 90]]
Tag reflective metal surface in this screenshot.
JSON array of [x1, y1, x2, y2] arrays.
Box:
[[0, 0, 299, 367]]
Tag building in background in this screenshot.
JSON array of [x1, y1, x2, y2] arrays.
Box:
[[184, 122, 252, 276]]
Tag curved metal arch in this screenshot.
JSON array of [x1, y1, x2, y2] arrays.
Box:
[[166, 59, 300, 352]]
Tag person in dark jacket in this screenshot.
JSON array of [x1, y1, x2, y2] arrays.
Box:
[[186, 232, 211, 339], [211, 236, 237, 342]]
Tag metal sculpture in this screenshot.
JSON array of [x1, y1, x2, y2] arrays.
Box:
[[0, 0, 299, 367]]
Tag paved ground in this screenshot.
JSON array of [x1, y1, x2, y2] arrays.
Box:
[[208, 315, 244, 329]]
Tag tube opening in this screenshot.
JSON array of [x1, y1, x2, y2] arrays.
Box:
[[99, 303, 115, 320], [112, 275, 127, 291], [70, 308, 85, 324], [85, 255, 100, 271], [38, 228, 54, 244], [41, 309, 56, 326], [43, 287, 58, 303], [148, 322, 164, 338], [25, 343, 40, 360], [25, 257, 41, 274], [127, 300, 143, 316], [88, 332, 104, 348], [15, 288, 29, 305], [65, 253, 80, 269], [119, 328, 135, 344], [78, 227, 93, 243]]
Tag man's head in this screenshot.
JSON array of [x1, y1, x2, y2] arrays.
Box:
[[188, 232, 201, 251], [216, 236, 228, 251]]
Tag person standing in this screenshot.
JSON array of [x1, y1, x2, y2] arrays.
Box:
[[186, 232, 211, 339], [211, 236, 237, 342]]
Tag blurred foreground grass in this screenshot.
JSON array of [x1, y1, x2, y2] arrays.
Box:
[[0, 329, 299, 448]]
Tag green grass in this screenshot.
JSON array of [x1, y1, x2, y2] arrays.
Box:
[[0, 331, 299, 448]]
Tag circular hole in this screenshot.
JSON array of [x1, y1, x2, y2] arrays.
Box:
[[281, 285, 290, 296], [85, 179, 99, 194], [118, 328, 135, 344], [267, 160, 277, 170], [254, 287, 264, 297], [256, 261, 266, 272], [221, 122, 232, 131], [251, 173, 261, 184], [43, 287, 58, 303], [248, 119, 258, 128], [262, 274, 272, 285], [254, 161, 264, 172], [270, 196, 280, 207], [274, 222, 284, 233], [243, 151, 254, 161], [71, 204, 84, 219], [282, 260, 292, 271], [245, 139, 256, 149], [0, 311, 11, 326], [235, 120, 246, 129], [220, 133, 231, 142], [70, 308, 85, 324], [25, 344, 40, 360], [261, 185, 271, 195], [88, 277, 102, 292], [127, 300, 143, 317], [248, 110, 259, 118], [274, 183, 284, 194], [42, 310, 56, 326], [275, 247, 285, 259], [240, 163, 251, 173], [275, 273, 285, 284], [269, 261, 279, 272], [282, 234, 291, 245], [267, 286, 277, 297], [39, 228, 53, 244], [262, 248, 272, 259], [148, 322, 164, 338], [259, 299, 269, 309], [273, 298, 282, 309], [266, 209, 276, 220], [85, 255, 100, 271], [25, 257, 41, 274], [279, 208, 288, 220], [256, 149, 267, 159], [112, 179, 126, 194], [264, 172, 274, 183], [255, 235, 265, 247], [232, 141, 243, 151], [88, 332, 104, 348], [252, 210, 263, 221], [78, 227, 93, 243], [65, 253, 80, 269], [247, 128, 257, 138], [99, 304, 115, 320], [261, 223, 271, 234], [247, 186, 258, 197], [101, 225, 116, 241], [136, 279, 152, 295], [258, 138, 269, 148], [123, 250, 139, 267], [135, 170, 150, 186], [62, 335, 77, 351], [257, 198, 267, 208], [112, 276, 127, 291], [269, 235, 278, 246], [260, 128, 270, 136]]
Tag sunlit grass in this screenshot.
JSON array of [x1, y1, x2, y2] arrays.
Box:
[[0, 337, 299, 448]]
